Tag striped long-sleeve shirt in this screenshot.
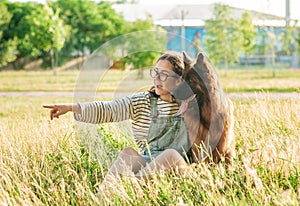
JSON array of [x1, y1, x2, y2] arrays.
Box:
[[74, 92, 180, 147]]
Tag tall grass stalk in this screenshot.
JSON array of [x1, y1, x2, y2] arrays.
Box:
[[0, 96, 299, 205]]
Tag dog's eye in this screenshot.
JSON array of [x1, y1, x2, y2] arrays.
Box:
[[189, 78, 195, 84]]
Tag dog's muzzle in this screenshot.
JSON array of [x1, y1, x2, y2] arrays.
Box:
[[171, 81, 195, 101]]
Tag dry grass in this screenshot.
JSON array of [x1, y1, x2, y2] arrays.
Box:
[[1, 69, 300, 92], [0, 95, 299, 205]]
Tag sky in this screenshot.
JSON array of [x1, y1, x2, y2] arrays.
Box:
[[8, 0, 300, 20]]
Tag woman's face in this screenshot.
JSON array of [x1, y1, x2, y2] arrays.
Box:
[[153, 59, 182, 99]]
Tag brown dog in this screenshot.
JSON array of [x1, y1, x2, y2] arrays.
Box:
[[172, 52, 235, 164]]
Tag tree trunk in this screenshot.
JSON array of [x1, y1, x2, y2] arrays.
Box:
[[137, 68, 144, 79], [51, 49, 57, 75]]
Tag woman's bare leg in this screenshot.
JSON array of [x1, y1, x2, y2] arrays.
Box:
[[104, 147, 146, 183], [136, 148, 187, 178]]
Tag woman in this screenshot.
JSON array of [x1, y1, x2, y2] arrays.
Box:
[[43, 51, 190, 181]]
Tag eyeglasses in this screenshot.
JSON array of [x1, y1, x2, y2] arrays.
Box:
[[150, 67, 178, 82]]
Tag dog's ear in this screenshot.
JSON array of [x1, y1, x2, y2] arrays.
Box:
[[195, 52, 210, 75], [196, 52, 205, 65], [182, 51, 193, 69], [195, 52, 213, 90]]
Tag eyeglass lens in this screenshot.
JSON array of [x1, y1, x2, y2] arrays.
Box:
[[150, 68, 168, 81]]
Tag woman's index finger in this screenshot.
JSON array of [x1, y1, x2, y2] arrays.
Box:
[[42, 105, 56, 109]]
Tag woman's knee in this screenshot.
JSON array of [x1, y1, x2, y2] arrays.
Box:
[[120, 147, 139, 156], [162, 148, 183, 161]]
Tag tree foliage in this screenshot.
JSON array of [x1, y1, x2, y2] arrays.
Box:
[[0, 0, 129, 69], [5, 1, 292, 72], [203, 3, 259, 68], [239, 12, 257, 56], [121, 19, 167, 78], [280, 23, 298, 56], [204, 3, 242, 67], [6, 2, 43, 58], [0, 1, 17, 67], [1, 2, 69, 69], [297, 31, 300, 55], [50, 0, 127, 57], [0, 0, 165, 73], [25, 4, 69, 59]]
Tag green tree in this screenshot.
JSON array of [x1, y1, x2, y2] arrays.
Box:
[[121, 19, 167, 78], [280, 22, 299, 69], [26, 4, 69, 73], [3, 2, 68, 69], [239, 11, 257, 65], [257, 26, 277, 76], [51, 0, 126, 61], [256, 27, 269, 55], [203, 3, 242, 68], [267, 28, 277, 76], [297, 30, 300, 55], [0, 1, 17, 67], [5, 2, 41, 68], [280, 25, 296, 56]]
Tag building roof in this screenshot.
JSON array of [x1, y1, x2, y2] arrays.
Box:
[[112, 4, 170, 22], [161, 4, 284, 21], [113, 3, 291, 27]]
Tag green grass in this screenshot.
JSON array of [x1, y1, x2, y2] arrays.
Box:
[[0, 69, 300, 92], [0, 96, 299, 205], [0, 70, 78, 92], [216, 69, 300, 93]]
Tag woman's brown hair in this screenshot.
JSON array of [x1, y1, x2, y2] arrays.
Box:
[[149, 51, 184, 96], [155, 51, 184, 76]]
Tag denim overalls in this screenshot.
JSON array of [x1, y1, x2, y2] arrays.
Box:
[[140, 94, 190, 163]]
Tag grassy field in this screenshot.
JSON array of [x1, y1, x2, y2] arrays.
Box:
[[0, 69, 299, 205], [0, 95, 299, 204], [0, 69, 300, 92]]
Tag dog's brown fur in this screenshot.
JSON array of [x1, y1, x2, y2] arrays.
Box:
[[172, 52, 235, 164]]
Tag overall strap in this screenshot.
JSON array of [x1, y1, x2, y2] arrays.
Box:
[[149, 93, 158, 118]]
